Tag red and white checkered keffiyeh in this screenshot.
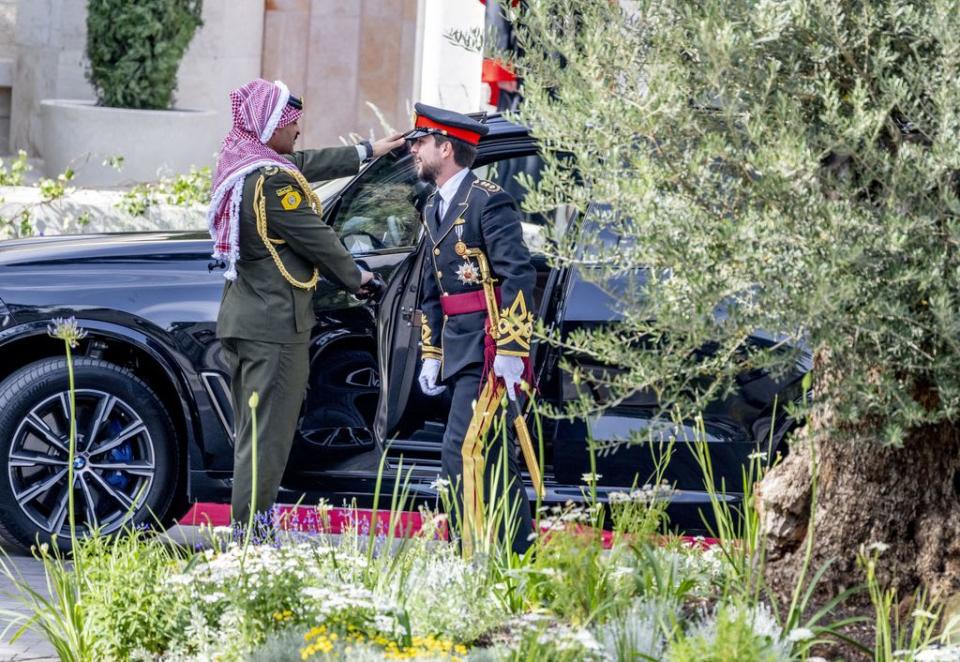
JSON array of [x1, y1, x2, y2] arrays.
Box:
[[208, 79, 303, 280]]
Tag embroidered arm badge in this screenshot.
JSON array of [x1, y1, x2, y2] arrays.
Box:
[[280, 189, 302, 210], [421, 313, 442, 360], [496, 290, 534, 354]]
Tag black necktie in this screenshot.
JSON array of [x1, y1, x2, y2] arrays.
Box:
[[434, 197, 444, 231]]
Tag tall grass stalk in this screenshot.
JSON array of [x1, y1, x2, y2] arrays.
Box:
[[686, 413, 764, 600], [0, 546, 92, 662], [687, 380, 870, 656], [241, 391, 260, 568], [377, 456, 419, 581], [476, 405, 536, 614], [365, 444, 391, 565], [1, 319, 95, 659], [858, 545, 941, 661], [46, 318, 87, 553], [64, 340, 78, 552]]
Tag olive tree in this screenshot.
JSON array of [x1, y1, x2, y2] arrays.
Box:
[[509, 0, 960, 596]]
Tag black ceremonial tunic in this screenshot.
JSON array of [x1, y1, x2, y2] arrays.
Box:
[[418, 170, 536, 554]]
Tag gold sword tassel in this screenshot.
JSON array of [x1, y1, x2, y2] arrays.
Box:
[[459, 377, 501, 559], [455, 242, 545, 502]]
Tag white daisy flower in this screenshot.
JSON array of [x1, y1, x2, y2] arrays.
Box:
[[787, 627, 815, 642]]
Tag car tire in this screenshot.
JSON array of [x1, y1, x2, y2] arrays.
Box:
[[0, 357, 178, 551]]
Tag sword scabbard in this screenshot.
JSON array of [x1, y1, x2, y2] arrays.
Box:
[[511, 401, 545, 499]]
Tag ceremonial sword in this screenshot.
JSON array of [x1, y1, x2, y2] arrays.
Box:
[[455, 241, 545, 498]]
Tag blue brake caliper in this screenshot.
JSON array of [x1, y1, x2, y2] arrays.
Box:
[[103, 419, 131, 489]]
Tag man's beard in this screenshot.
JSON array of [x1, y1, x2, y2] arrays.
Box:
[[417, 159, 439, 184]]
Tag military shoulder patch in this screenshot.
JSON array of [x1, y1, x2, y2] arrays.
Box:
[[276, 184, 294, 196], [473, 179, 501, 194], [280, 189, 302, 211]]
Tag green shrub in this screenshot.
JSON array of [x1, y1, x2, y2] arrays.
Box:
[[85, 0, 203, 109], [78, 528, 191, 659], [667, 604, 790, 662]]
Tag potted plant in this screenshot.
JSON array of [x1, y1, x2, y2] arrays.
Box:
[[40, 0, 221, 187]]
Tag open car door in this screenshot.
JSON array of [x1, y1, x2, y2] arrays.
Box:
[[373, 246, 425, 452]]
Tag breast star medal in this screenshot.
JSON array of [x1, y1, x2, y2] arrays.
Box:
[[455, 260, 481, 285]]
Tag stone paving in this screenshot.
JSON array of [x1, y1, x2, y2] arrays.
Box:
[[0, 545, 55, 661]]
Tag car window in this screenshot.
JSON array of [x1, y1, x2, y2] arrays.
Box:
[[312, 175, 353, 206], [330, 152, 426, 254], [330, 149, 553, 255]]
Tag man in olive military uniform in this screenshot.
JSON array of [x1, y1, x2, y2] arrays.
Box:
[[407, 103, 536, 556], [209, 79, 403, 524]]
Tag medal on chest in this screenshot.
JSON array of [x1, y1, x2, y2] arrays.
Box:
[[455, 260, 481, 285], [453, 222, 481, 285]]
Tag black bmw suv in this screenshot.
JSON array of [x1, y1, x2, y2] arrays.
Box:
[[0, 114, 808, 550]]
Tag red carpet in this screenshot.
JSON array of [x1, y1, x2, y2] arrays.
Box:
[[178, 502, 718, 549]]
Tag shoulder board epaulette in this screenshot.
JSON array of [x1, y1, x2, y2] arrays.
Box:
[[472, 179, 501, 194]]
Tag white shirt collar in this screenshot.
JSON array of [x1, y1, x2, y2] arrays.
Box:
[[436, 167, 470, 215]]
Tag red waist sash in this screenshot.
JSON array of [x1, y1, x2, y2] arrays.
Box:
[[437, 286, 533, 395], [439, 287, 502, 316]]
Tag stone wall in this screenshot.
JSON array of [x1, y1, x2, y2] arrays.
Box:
[[0, 0, 16, 154], [260, 0, 484, 148], [262, 0, 421, 148], [416, 0, 484, 113], [6, 0, 484, 168], [175, 0, 264, 143], [10, 0, 263, 169], [10, 0, 92, 158]]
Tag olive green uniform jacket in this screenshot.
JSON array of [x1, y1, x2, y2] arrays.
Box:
[[216, 146, 363, 343]]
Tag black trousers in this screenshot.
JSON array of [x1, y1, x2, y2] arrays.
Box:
[[440, 366, 534, 556]]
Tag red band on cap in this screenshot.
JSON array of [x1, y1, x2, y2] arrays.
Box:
[[414, 115, 482, 145]]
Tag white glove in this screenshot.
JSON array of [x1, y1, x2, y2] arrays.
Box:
[[418, 358, 446, 396], [493, 354, 525, 401]]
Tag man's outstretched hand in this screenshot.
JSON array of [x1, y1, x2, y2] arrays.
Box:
[[355, 270, 386, 301], [371, 133, 405, 158]]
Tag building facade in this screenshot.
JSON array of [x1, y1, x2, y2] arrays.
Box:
[[4, 0, 486, 161]]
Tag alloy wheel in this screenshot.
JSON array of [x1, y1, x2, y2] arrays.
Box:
[[8, 389, 156, 535]]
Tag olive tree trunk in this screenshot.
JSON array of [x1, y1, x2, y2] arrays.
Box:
[[759, 402, 960, 600]]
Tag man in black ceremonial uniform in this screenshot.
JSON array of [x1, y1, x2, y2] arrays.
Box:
[[406, 103, 535, 557]]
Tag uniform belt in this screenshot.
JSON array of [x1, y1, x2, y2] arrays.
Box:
[[440, 287, 502, 316]]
